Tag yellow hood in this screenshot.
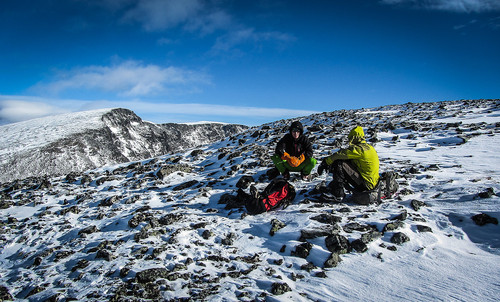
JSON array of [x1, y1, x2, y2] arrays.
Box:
[[348, 126, 365, 144]]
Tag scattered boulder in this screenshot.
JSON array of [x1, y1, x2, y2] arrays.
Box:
[[0, 286, 13, 301], [324, 253, 342, 268], [472, 213, 498, 226], [271, 282, 292, 295], [390, 232, 410, 245], [173, 180, 199, 191], [477, 188, 495, 199], [270, 219, 286, 236], [292, 242, 313, 258], [325, 234, 351, 254], [410, 199, 427, 211], [136, 268, 170, 283]]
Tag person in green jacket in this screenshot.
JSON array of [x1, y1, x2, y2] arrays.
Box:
[[317, 126, 379, 199]]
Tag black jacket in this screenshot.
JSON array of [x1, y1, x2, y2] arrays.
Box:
[[275, 121, 313, 159]]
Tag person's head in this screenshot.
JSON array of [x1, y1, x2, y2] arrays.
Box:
[[348, 126, 365, 144], [289, 121, 304, 140]]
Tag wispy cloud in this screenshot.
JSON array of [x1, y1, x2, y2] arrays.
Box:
[[32, 60, 210, 97], [212, 28, 297, 53], [119, 0, 294, 52], [120, 0, 232, 34], [380, 0, 500, 13], [0, 96, 317, 125], [0, 98, 71, 124]]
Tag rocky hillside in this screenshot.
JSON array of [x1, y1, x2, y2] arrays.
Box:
[[0, 99, 499, 301], [0, 108, 247, 183]]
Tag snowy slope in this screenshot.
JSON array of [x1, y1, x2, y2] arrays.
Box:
[[0, 99, 499, 301]]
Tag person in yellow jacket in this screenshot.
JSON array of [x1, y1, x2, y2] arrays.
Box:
[[317, 126, 379, 199]]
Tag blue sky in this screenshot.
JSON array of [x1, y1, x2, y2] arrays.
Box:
[[1, 0, 499, 126]]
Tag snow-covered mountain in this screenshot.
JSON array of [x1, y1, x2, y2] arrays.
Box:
[[0, 108, 247, 183], [0, 99, 499, 301]]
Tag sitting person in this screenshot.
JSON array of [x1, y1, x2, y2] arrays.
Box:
[[271, 121, 317, 180], [318, 126, 379, 199]]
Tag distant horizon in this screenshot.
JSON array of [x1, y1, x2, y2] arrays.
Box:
[[1, 97, 497, 128]]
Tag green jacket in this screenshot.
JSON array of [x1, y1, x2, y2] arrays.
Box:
[[325, 126, 380, 190]]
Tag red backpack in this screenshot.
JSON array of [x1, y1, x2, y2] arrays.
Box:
[[246, 179, 296, 215]]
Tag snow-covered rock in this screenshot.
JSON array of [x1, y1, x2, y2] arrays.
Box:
[[0, 99, 499, 301]]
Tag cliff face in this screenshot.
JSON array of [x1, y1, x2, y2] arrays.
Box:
[[0, 108, 247, 183]]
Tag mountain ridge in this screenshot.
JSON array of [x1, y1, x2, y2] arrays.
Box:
[[0, 108, 247, 183]]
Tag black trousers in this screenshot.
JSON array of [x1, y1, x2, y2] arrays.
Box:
[[329, 160, 368, 195]]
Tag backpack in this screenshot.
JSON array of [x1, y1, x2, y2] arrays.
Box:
[[378, 171, 399, 200], [245, 178, 296, 215], [348, 171, 399, 205]]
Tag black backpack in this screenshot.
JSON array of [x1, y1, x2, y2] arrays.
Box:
[[245, 178, 296, 215], [379, 171, 399, 200], [348, 171, 399, 205]]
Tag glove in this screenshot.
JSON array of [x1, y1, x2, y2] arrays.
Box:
[[281, 152, 292, 161], [288, 154, 305, 167]]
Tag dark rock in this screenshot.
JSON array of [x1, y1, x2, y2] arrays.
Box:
[[129, 212, 149, 228], [410, 199, 427, 211], [416, 225, 433, 232], [96, 249, 114, 261], [291, 242, 313, 258], [360, 230, 383, 243], [136, 268, 170, 283], [159, 213, 182, 225], [324, 253, 342, 268], [173, 180, 199, 191], [236, 175, 254, 189], [78, 225, 99, 236], [343, 222, 372, 233], [391, 211, 408, 221], [390, 232, 410, 245], [71, 259, 90, 272], [299, 225, 341, 241], [266, 168, 280, 180], [477, 188, 495, 199], [310, 213, 342, 224], [218, 193, 237, 205], [0, 286, 13, 301], [99, 195, 120, 207], [472, 213, 498, 226], [325, 234, 351, 254], [271, 282, 292, 295], [26, 286, 45, 298], [383, 221, 405, 233], [54, 250, 74, 261], [270, 219, 286, 236], [350, 239, 368, 253], [59, 205, 80, 215]]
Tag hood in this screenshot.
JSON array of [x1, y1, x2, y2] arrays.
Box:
[[348, 126, 366, 144], [289, 121, 304, 135]]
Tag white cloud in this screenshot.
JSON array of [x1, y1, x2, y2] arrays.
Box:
[[33, 60, 210, 97], [123, 101, 316, 119], [380, 0, 500, 12], [0, 99, 70, 124]]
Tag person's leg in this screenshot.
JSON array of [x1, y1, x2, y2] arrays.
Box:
[[300, 157, 317, 176], [339, 160, 367, 192], [271, 154, 287, 174], [329, 160, 366, 197]]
